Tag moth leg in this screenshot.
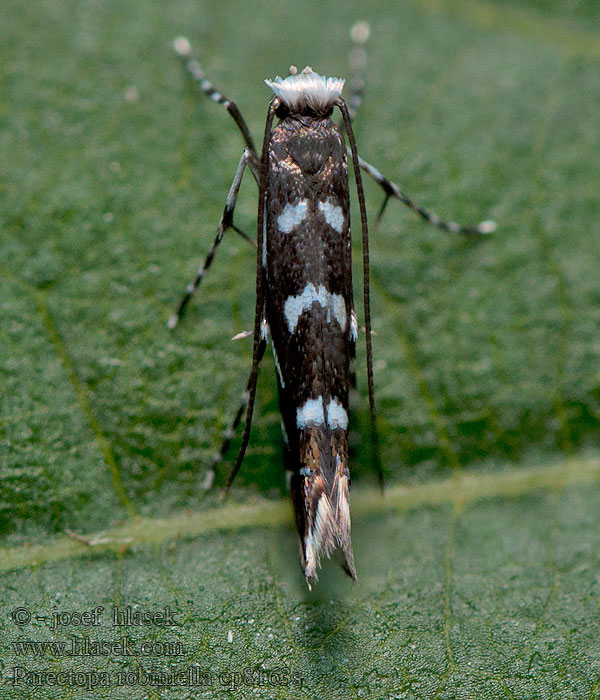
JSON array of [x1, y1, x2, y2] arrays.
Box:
[[168, 148, 259, 329], [355, 152, 497, 235], [207, 335, 267, 494], [202, 336, 267, 490], [173, 37, 257, 155], [348, 20, 371, 121], [338, 20, 369, 132], [220, 100, 277, 499], [347, 21, 370, 122], [342, 24, 494, 235]]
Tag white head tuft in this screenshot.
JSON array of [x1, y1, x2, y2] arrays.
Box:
[[265, 67, 345, 113]]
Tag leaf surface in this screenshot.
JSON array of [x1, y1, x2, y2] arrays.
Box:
[[1, 0, 599, 697]]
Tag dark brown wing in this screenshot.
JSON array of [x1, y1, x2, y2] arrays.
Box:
[[264, 115, 356, 584]]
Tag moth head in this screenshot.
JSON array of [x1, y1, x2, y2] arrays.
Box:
[[265, 66, 345, 116]]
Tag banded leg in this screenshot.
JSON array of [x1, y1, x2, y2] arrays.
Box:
[[347, 21, 370, 122], [168, 149, 259, 329], [174, 37, 257, 155], [356, 153, 497, 235], [343, 24, 494, 235], [221, 100, 278, 499], [203, 337, 267, 490]]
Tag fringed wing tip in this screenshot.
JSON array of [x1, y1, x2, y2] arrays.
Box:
[[302, 548, 357, 589], [301, 472, 357, 587]]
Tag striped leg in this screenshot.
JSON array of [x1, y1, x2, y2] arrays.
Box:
[[201, 337, 267, 491], [347, 21, 370, 122], [168, 149, 259, 329], [343, 24, 494, 235], [356, 153, 497, 235], [174, 37, 257, 155]]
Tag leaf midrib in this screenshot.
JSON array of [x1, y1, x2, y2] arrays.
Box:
[[1, 456, 598, 573]]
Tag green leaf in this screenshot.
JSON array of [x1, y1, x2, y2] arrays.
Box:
[[1, 0, 599, 697], [2, 461, 600, 698]]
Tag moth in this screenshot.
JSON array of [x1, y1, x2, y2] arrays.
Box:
[[169, 30, 495, 587]]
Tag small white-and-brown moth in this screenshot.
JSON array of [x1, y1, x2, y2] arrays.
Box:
[[168, 28, 495, 588]]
